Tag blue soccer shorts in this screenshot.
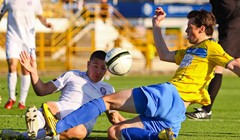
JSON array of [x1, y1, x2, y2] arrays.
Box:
[[132, 82, 186, 137]]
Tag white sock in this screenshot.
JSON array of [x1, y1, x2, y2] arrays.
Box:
[[37, 108, 46, 129], [19, 75, 31, 104], [8, 72, 17, 101], [52, 134, 60, 140]]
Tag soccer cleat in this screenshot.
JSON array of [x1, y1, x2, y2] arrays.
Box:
[[186, 108, 211, 120], [4, 99, 15, 109], [1, 129, 23, 140], [18, 102, 26, 109], [42, 103, 58, 136], [158, 128, 175, 140], [25, 106, 39, 138]]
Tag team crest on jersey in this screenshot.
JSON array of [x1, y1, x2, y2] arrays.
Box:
[[179, 54, 193, 68], [100, 87, 107, 95]]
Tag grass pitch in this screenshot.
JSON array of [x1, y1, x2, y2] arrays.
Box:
[[0, 74, 240, 140]]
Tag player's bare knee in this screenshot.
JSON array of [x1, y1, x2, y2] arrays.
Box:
[[108, 124, 126, 140], [60, 130, 86, 139], [108, 125, 120, 140], [45, 102, 59, 115]]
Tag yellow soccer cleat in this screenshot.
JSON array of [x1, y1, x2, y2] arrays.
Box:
[[42, 103, 58, 136], [158, 128, 175, 140]]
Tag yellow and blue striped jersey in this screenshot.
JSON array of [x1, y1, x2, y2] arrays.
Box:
[[169, 39, 234, 105]]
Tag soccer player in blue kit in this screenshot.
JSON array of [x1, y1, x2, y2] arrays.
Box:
[[43, 7, 240, 140]]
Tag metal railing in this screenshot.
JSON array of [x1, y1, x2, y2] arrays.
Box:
[[0, 3, 185, 72]]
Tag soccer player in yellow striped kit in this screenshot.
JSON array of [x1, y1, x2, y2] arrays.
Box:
[[42, 7, 240, 140]]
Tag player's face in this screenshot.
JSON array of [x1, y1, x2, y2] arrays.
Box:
[[185, 18, 201, 45], [87, 58, 107, 83]]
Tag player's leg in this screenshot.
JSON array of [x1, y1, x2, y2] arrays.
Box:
[[43, 89, 136, 135], [59, 124, 88, 139], [18, 47, 36, 109], [5, 40, 22, 109], [108, 116, 175, 140], [59, 118, 96, 139], [202, 66, 223, 114], [18, 66, 31, 109], [5, 58, 18, 109]]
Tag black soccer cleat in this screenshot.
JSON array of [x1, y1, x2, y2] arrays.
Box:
[[186, 108, 211, 120]]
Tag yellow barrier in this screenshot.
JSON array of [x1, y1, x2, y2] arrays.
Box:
[[0, 3, 186, 72]]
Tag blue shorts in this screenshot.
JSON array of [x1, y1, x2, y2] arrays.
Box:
[[132, 82, 186, 137]]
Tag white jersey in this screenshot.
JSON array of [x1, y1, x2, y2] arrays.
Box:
[[0, 0, 43, 58], [51, 70, 114, 119]]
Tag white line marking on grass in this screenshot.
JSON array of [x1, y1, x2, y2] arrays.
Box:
[[0, 115, 24, 118], [187, 119, 240, 122]]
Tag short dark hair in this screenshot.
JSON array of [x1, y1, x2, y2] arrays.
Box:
[[90, 50, 106, 61], [187, 10, 216, 36]]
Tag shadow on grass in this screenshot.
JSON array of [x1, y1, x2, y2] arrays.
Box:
[[181, 131, 240, 138], [85, 137, 108, 140], [86, 130, 108, 140]]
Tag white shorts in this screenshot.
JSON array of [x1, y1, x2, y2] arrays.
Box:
[[54, 101, 97, 136], [5, 38, 36, 59], [54, 101, 81, 119]]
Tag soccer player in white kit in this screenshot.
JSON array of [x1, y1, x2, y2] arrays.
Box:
[[0, 0, 52, 109], [1, 50, 125, 139]]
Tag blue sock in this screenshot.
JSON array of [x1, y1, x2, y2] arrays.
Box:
[[121, 127, 159, 140], [56, 98, 106, 133]]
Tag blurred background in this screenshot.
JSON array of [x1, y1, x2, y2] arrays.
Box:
[[0, 0, 214, 75]]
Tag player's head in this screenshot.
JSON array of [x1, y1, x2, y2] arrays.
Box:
[[87, 50, 107, 83], [187, 10, 216, 36], [185, 10, 216, 44]]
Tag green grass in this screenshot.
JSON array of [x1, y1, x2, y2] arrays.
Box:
[[0, 74, 240, 139]]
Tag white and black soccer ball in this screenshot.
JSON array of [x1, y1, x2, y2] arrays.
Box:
[[105, 48, 133, 76]]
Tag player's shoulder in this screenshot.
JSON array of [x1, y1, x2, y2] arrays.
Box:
[[63, 70, 86, 77], [204, 39, 224, 52], [204, 38, 219, 47], [98, 81, 114, 92], [98, 80, 113, 87], [67, 69, 83, 74]]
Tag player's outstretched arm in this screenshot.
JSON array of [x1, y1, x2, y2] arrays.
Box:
[[20, 51, 57, 96], [152, 7, 176, 63], [37, 15, 53, 29]]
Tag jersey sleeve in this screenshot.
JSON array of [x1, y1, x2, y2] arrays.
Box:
[[175, 49, 186, 65], [35, 0, 43, 15], [207, 41, 234, 68], [51, 71, 71, 92], [105, 84, 115, 95]]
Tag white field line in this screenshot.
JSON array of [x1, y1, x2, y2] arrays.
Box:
[[0, 115, 25, 118]]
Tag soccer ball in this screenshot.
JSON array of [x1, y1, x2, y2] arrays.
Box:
[[105, 48, 133, 75]]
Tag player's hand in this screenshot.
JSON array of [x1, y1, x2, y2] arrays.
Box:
[[45, 22, 53, 30], [152, 7, 166, 27], [19, 51, 37, 73]]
